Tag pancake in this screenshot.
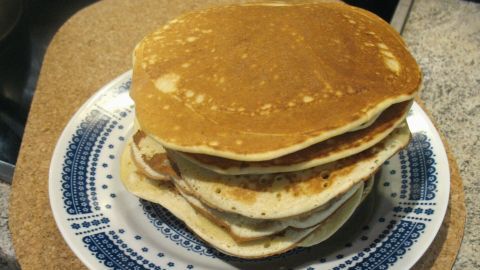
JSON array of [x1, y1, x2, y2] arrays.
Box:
[[297, 179, 364, 247], [131, 101, 410, 175], [298, 175, 374, 248], [121, 144, 368, 257], [348, 109, 382, 132], [168, 123, 410, 219], [131, 129, 177, 181], [175, 176, 363, 241], [180, 101, 411, 174], [131, 2, 421, 161], [361, 173, 375, 202], [128, 131, 371, 241]]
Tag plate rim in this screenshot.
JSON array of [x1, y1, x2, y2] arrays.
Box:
[[48, 71, 451, 270], [48, 70, 132, 270]]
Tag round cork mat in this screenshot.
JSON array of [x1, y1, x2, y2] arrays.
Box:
[[8, 0, 466, 269]]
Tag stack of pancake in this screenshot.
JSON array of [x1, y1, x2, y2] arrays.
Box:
[[120, 2, 421, 259]]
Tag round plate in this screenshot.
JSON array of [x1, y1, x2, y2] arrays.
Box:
[[49, 71, 450, 270]]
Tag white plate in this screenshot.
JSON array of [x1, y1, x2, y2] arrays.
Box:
[[49, 71, 449, 270]]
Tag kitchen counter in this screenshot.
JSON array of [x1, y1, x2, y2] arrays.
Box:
[[2, 0, 479, 269]]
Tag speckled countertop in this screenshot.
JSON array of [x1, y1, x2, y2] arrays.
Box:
[[402, 1, 479, 268], [2, 0, 479, 269]]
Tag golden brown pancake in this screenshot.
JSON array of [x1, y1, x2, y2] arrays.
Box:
[[131, 2, 420, 161], [181, 101, 411, 174]]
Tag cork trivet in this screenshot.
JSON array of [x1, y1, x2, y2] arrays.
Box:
[[8, 0, 465, 269]]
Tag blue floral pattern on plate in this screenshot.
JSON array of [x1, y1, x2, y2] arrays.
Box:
[[49, 71, 450, 270]]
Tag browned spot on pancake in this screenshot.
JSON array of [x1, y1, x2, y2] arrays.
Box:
[[166, 183, 177, 193], [183, 101, 409, 169], [167, 154, 182, 177], [248, 176, 275, 191], [133, 130, 147, 145], [320, 170, 331, 179], [285, 141, 383, 196], [300, 177, 334, 196], [143, 153, 179, 179], [330, 165, 356, 180], [226, 186, 257, 204]]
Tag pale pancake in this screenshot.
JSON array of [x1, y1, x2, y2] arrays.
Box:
[[129, 131, 370, 241], [121, 143, 319, 258], [298, 175, 375, 248], [175, 176, 362, 241], [298, 179, 364, 247], [121, 144, 368, 257], [180, 101, 411, 174], [129, 133, 373, 241], [131, 3, 421, 161], [361, 174, 375, 202], [168, 123, 410, 219]]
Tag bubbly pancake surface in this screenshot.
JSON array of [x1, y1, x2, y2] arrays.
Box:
[[168, 124, 411, 219], [131, 2, 421, 160]]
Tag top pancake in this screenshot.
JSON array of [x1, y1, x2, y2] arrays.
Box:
[[131, 2, 421, 161]]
